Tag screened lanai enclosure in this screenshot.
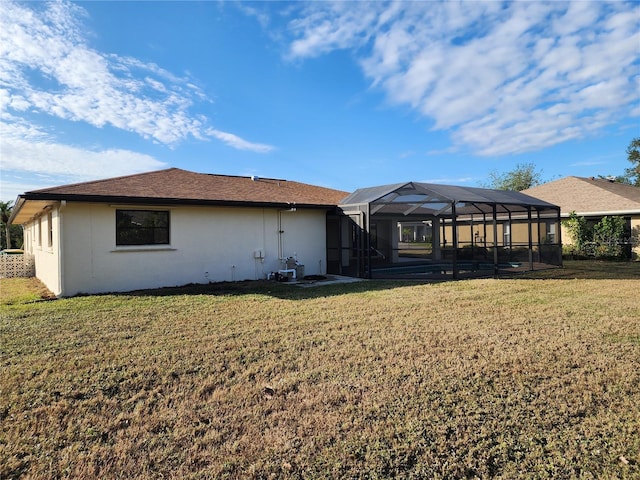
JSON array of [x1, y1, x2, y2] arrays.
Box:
[[326, 182, 562, 280]]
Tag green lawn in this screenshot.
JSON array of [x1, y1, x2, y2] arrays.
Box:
[[1, 261, 639, 479]]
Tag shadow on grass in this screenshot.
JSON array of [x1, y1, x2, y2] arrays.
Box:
[[123, 260, 639, 300], [119, 278, 418, 301]]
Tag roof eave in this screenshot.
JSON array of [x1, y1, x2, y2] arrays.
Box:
[[560, 209, 640, 217], [9, 196, 62, 225], [17, 193, 338, 211], [7, 196, 25, 225]]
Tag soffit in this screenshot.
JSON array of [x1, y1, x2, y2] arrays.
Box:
[[10, 200, 57, 225]]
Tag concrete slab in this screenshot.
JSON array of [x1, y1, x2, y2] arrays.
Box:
[[290, 275, 364, 288]]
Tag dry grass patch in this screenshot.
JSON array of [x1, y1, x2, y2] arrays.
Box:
[[1, 263, 639, 478], [0, 277, 54, 305]]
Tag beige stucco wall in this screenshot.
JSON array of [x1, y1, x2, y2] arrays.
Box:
[[632, 217, 640, 257], [442, 220, 558, 247], [46, 202, 328, 296]]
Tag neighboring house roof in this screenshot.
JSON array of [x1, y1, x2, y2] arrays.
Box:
[[10, 168, 350, 224], [522, 177, 640, 216]]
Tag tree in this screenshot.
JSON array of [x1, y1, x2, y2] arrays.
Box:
[[0, 201, 13, 250], [484, 162, 542, 191], [626, 137, 640, 186]]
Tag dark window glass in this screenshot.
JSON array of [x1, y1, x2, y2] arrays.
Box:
[[116, 210, 169, 246]]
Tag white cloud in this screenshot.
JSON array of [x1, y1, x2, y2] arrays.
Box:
[[1, 136, 167, 180], [1, 179, 50, 202], [0, 0, 272, 151], [0, 118, 167, 200], [285, 1, 640, 157], [425, 146, 458, 156], [422, 176, 476, 185], [207, 128, 275, 153], [398, 150, 415, 159], [236, 3, 271, 29], [287, 2, 382, 59], [570, 161, 606, 167]]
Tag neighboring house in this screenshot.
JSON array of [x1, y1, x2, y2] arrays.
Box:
[[523, 176, 640, 257], [10, 168, 348, 296]]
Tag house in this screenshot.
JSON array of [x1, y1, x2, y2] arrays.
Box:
[[10, 169, 564, 295], [522, 176, 640, 257], [9, 168, 348, 296]]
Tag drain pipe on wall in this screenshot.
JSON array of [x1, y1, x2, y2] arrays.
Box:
[[277, 204, 297, 262], [57, 200, 66, 296], [277, 210, 283, 261]]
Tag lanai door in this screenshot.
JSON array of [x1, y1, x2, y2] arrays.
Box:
[[333, 210, 368, 277], [370, 220, 392, 265]]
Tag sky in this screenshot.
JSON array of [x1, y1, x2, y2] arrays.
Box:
[[1, 0, 639, 202]]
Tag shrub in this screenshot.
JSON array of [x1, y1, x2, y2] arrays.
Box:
[[563, 213, 630, 260]]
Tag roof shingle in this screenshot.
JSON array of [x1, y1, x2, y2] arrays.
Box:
[[522, 176, 640, 215], [22, 168, 350, 207]]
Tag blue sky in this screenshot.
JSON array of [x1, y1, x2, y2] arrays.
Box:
[[1, 0, 639, 201]]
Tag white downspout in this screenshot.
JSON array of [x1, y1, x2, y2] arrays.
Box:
[[278, 210, 284, 261], [57, 200, 66, 296]]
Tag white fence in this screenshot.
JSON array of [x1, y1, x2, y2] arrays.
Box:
[[0, 254, 35, 278]]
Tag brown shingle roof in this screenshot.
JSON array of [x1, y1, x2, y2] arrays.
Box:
[[22, 168, 350, 207], [522, 176, 640, 215]]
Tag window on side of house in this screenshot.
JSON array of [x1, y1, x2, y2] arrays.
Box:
[[47, 211, 53, 247], [546, 221, 556, 243], [503, 222, 511, 246], [38, 216, 42, 246], [116, 210, 170, 246]]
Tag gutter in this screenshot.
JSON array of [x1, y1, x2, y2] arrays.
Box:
[[560, 209, 640, 217], [17, 193, 339, 211]]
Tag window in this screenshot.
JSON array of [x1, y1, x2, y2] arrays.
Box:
[[38, 217, 42, 246], [546, 221, 556, 243], [116, 210, 170, 246], [47, 211, 53, 247], [503, 222, 511, 246]]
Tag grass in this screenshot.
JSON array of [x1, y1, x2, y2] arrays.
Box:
[[0, 277, 55, 305], [1, 261, 639, 479]]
